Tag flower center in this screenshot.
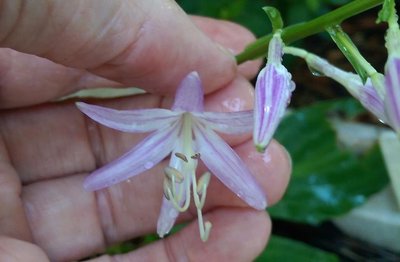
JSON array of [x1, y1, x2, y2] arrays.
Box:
[[162, 113, 212, 241]]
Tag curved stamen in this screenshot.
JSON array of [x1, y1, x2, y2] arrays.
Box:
[[192, 170, 212, 241], [166, 178, 191, 212]]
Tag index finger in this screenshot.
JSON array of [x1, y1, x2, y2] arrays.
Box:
[[0, 0, 236, 95]]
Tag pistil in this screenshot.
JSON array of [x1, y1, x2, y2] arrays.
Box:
[[162, 113, 212, 241]]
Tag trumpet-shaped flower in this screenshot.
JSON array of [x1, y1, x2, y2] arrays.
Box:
[[254, 32, 295, 153], [292, 49, 388, 123], [384, 7, 400, 133], [77, 72, 267, 241], [385, 56, 400, 132]]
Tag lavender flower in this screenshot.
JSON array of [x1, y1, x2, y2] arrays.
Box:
[[284, 47, 388, 124], [384, 7, 400, 133], [384, 56, 400, 132], [254, 32, 295, 153], [77, 72, 267, 241]]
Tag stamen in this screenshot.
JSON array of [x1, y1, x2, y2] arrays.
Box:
[[164, 166, 184, 183], [190, 170, 212, 241], [165, 177, 191, 212], [197, 208, 212, 242], [163, 179, 171, 200], [191, 153, 201, 159], [196, 172, 211, 194], [174, 152, 188, 162]]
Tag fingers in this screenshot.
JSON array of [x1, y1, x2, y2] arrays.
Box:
[[21, 139, 290, 261], [0, 150, 32, 241], [191, 16, 263, 79], [94, 208, 270, 262], [0, 236, 49, 262], [0, 49, 120, 109], [0, 0, 236, 95]]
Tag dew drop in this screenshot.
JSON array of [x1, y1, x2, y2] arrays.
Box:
[[144, 161, 154, 169], [307, 65, 325, 77]]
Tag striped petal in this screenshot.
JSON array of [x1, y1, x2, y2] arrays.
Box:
[[253, 64, 294, 152], [77, 102, 181, 133], [194, 110, 253, 134], [83, 122, 180, 191], [193, 123, 267, 210], [385, 56, 400, 132], [301, 53, 387, 123], [360, 79, 387, 123], [172, 72, 204, 113]]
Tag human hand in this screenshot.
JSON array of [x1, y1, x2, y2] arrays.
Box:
[[0, 0, 291, 261]]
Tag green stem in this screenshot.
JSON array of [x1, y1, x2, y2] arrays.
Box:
[[236, 0, 383, 64]]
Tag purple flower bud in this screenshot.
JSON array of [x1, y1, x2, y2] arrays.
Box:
[[253, 33, 295, 152], [384, 56, 400, 132]]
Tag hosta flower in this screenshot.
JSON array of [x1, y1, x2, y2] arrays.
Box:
[[385, 56, 400, 132], [254, 31, 295, 153], [296, 50, 388, 123], [384, 7, 400, 133], [77, 72, 267, 241]]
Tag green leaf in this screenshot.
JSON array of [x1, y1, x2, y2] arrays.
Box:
[[269, 99, 389, 224], [327, 25, 369, 84], [255, 235, 339, 262], [106, 242, 136, 255], [377, 0, 395, 23], [262, 6, 284, 33]]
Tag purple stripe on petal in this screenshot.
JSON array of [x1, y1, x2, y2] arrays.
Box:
[[83, 121, 180, 191], [193, 123, 267, 210], [77, 102, 181, 133], [360, 80, 387, 123], [385, 56, 400, 131], [172, 72, 204, 113], [194, 110, 254, 134]]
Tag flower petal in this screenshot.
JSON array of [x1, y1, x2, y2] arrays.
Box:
[[77, 102, 181, 133], [360, 79, 387, 123], [172, 72, 204, 113], [157, 139, 191, 237], [83, 121, 180, 191], [193, 123, 267, 210], [157, 197, 180, 238], [193, 110, 253, 134], [157, 140, 190, 237], [301, 53, 387, 123], [385, 56, 400, 131], [253, 64, 294, 152]]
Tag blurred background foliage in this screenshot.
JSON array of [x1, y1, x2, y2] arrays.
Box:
[[177, 0, 351, 36]]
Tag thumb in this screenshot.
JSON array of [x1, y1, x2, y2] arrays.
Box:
[[0, 0, 237, 94], [0, 236, 49, 261]]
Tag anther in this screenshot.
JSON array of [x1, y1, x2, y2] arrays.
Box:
[[174, 152, 188, 162], [163, 179, 172, 200], [201, 221, 212, 242], [191, 153, 201, 159], [164, 166, 184, 183], [197, 172, 211, 194]]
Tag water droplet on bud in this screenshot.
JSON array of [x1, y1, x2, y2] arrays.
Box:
[[144, 161, 154, 169], [307, 65, 325, 77]]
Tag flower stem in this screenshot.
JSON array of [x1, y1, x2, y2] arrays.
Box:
[[236, 0, 384, 64]]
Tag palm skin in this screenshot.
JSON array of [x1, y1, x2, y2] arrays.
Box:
[[0, 1, 291, 261]]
